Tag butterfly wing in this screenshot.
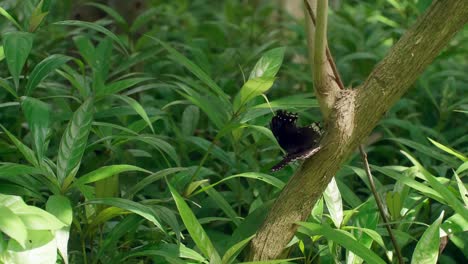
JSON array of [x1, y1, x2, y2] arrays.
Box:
[[269, 110, 324, 171], [270, 110, 300, 153], [271, 145, 322, 172]]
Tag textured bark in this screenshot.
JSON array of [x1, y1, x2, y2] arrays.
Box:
[[249, 0, 468, 260]]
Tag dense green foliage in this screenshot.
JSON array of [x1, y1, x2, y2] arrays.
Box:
[[0, 0, 466, 263]]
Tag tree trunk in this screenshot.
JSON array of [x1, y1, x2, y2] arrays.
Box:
[[249, 0, 468, 260]]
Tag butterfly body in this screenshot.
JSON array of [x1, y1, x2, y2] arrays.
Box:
[[270, 110, 323, 171]]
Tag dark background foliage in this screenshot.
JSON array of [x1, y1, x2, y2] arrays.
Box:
[[0, 0, 466, 263]]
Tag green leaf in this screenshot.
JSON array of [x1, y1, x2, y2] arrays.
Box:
[[57, 98, 94, 189], [95, 215, 143, 260], [0, 206, 27, 248], [1, 125, 39, 167], [0, 7, 22, 30], [149, 37, 230, 105], [86, 198, 164, 231], [100, 77, 153, 96], [46, 195, 72, 263], [411, 211, 444, 264], [54, 20, 128, 55], [386, 191, 402, 220], [222, 235, 255, 264], [74, 164, 151, 186], [182, 105, 200, 136], [113, 95, 154, 133], [2, 32, 34, 88], [25, 54, 71, 95], [45, 195, 72, 225], [249, 47, 285, 79], [193, 172, 285, 196], [15, 205, 65, 230], [297, 223, 386, 264], [427, 138, 467, 162], [401, 151, 468, 220], [233, 77, 275, 112], [0, 77, 18, 98], [28, 0, 48, 32], [85, 3, 127, 27], [168, 181, 221, 262], [323, 177, 343, 228], [126, 168, 187, 199], [21, 97, 51, 162], [6, 230, 57, 264]]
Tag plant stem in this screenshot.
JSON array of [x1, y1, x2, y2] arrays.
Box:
[[359, 145, 404, 264]]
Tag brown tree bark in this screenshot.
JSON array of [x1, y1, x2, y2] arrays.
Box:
[[249, 0, 468, 260]]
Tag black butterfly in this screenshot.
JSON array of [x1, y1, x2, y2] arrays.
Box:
[[270, 110, 323, 171]]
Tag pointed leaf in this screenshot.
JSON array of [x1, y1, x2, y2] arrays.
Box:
[[25, 54, 71, 95], [411, 211, 444, 264], [249, 47, 285, 79], [21, 97, 51, 162], [57, 98, 94, 188], [168, 181, 221, 262], [2, 32, 34, 88]]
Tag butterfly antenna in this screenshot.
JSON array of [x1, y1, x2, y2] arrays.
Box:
[[261, 94, 275, 115]]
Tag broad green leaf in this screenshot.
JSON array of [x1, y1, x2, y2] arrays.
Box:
[[15, 205, 65, 230], [222, 235, 255, 264], [2, 32, 34, 88], [54, 20, 128, 55], [297, 223, 386, 264], [149, 37, 230, 105], [1, 125, 39, 167], [73, 35, 95, 67], [401, 151, 468, 220], [323, 177, 343, 228], [233, 77, 275, 112], [21, 97, 51, 162], [57, 98, 94, 189], [95, 37, 112, 83], [411, 211, 444, 264], [74, 164, 151, 186], [0, 206, 27, 248], [86, 198, 164, 231], [0, 7, 22, 30], [113, 94, 154, 133], [25, 54, 71, 95], [168, 181, 221, 262], [46, 195, 72, 226], [46, 195, 71, 264], [7, 230, 57, 264], [182, 105, 200, 136], [428, 138, 467, 162], [193, 172, 285, 196], [125, 167, 187, 198], [249, 47, 285, 79]]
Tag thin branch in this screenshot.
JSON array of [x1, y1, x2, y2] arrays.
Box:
[[359, 145, 404, 264], [304, 0, 345, 90], [313, 0, 328, 88]]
